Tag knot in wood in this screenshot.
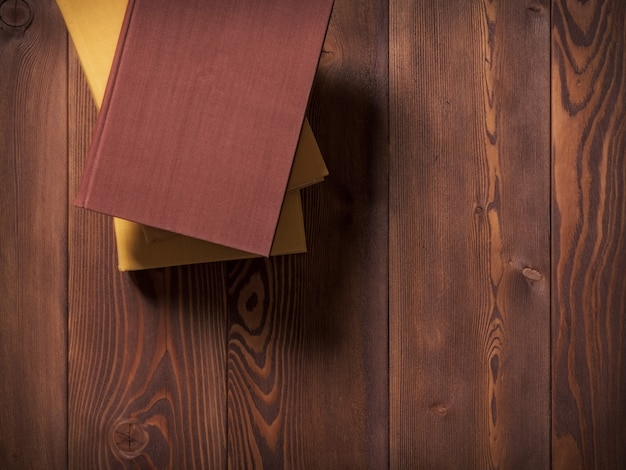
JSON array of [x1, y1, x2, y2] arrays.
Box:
[[522, 267, 543, 281], [0, 0, 32, 32], [429, 403, 449, 416], [526, 2, 547, 14], [111, 420, 149, 457]]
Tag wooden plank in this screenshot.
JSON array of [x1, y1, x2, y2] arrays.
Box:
[[389, 0, 551, 467], [0, 1, 68, 467], [552, 1, 626, 468], [67, 49, 228, 468], [226, 0, 389, 467]]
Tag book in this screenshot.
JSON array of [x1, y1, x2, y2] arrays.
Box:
[[73, 0, 334, 256], [56, 0, 329, 269]]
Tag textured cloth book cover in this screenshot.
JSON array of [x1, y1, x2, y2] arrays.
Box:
[[57, 0, 327, 269], [54, 0, 328, 196], [75, 0, 334, 256]]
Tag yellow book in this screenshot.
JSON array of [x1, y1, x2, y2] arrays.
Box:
[[57, 0, 328, 269]]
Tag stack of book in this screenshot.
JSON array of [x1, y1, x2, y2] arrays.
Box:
[[56, 0, 333, 270]]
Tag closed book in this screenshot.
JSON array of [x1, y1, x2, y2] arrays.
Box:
[[57, 0, 328, 269], [74, 0, 334, 256]]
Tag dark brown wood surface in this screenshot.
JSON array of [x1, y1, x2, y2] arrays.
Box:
[[0, 1, 68, 467], [390, 0, 551, 467], [2, 0, 626, 468], [552, 1, 626, 468], [226, 0, 389, 467]]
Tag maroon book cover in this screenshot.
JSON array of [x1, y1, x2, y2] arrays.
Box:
[[75, 0, 334, 256]]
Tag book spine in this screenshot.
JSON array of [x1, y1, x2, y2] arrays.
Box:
[[73, 0, 136, 208]]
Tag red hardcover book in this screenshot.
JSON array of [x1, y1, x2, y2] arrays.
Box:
[[75, 0, 334, 256]]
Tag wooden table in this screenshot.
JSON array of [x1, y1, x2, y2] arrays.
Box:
[[1, 0, 624, 467]]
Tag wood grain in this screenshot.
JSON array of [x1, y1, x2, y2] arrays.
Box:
[[68, 49, 228, 468], [552, 1, 626, 468], [5, 1, 625, 468], [226, 0, 389, 467], [0, 1, 68, 467], [390, 0, 551, 467]]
